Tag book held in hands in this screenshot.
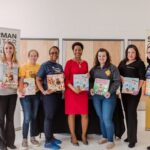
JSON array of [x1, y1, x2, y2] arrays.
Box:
[[23, 78, 36, 95], [93, 78, 110, 95], [73, 74, 89, 91], [122, 77, 139, 94], [0, 63, 18, 89], [47, 74, 65, 91]]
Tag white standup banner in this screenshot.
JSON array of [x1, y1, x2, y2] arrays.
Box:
[[0, 27, 21, 130]]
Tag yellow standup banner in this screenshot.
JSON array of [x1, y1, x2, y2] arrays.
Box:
[[145, 30, 150, 130], [146, 97, 150, 130]]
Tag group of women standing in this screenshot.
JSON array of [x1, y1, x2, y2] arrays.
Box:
[[0, 41, 148, 150]]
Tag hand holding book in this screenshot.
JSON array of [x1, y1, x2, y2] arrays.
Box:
[[17, 89, 25, 98], [42, 89, 56, 95], [132, 89, 139, 96], [0, 82, 7, 89], [104, 92, 111, 99], [73, 86, 82, 94], [90, 89, 94, 96]]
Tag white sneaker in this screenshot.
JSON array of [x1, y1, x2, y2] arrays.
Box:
[[98, 138, 107, 144], [30, 137, 40, 147], [106, 142, 115, 149], [22, 139, 28, 150]]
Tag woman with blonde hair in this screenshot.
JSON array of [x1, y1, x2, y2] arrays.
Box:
[[0, 41, 18, 150], [18, 49, 41, 149]]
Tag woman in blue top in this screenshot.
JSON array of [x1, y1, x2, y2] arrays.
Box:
[[36, 46, 63, 150]]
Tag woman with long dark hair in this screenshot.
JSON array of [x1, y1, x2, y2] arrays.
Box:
[[89, 48, 120, 149], [118, 44, 145, 148]]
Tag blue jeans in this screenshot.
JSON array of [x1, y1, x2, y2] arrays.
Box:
[[92, 94, 116, 142], [20, 92, 40, 139]]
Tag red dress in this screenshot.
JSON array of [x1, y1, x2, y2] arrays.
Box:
[[64, 59, 88, 114]]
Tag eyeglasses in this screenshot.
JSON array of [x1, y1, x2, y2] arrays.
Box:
[[49, 52, 58, 55]]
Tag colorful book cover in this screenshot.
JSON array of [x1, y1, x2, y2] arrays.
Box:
[[145, 79, 150, 96], [0, 63, 18, 89], [47, 74, 65, 91], [122, 77, 139, 94], [93, 78, 110, 95], [23, 78, 36, 95], [73, 74, 89, 91]]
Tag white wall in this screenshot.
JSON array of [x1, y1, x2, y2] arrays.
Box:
[[0, 0, 150, 39]]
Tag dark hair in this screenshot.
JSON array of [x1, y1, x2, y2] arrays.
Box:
[[72, 42, 84, 50], [94, 48, 111, 68], [28, 49, 39, 57], [123, 44, 141, 62], [49, 46, 59, 54], [147, 46, 150, 65]]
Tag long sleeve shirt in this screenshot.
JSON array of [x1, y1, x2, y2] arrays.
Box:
[[89, 64, 120, 94]]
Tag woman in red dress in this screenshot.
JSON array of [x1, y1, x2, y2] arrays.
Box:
[[64, 42, 88, 146]]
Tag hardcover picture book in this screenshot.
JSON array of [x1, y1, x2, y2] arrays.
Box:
[[93, 78, 110, 95], [73, 74, 89, 91], [23, 78, 36, 95], [47, 74, 65, 91], [0, 63, 18, 89], [122, 77, 139, 94], [145, 79, 150, 96]]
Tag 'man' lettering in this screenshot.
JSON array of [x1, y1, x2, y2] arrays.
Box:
[[0, 33, 17, 39]]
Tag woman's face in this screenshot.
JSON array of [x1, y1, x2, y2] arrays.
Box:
[[28, 51, 38, 64], [127, 48, 136, 61], [4, 43, 14, 58], [98, 51, 107, 65], [73, 45, 83, 59], [147, 47, 150, 59], [49, 48, 59, 61]]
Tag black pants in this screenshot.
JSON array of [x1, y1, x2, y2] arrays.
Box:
[[43, 93, 62, 143], [0, 94, 17, 146], [121, 91, 141, 144]]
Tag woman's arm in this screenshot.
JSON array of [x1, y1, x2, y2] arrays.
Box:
[[64, 61, 81, 94], [109, 66, 121, 95]]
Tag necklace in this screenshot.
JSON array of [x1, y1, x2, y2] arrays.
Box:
[[79, 63, 82, 68], [73, 59, 82, 68]]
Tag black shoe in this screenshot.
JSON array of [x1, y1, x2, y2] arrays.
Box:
[[128, 143, 135, 148], [7, 145, 17, 149], [82, 136, 88, 145], [82, 140, 88, 145], [147, 146, 150, 150], [124, 138, 129, 142], [71, 138, 79, 146], [0, 145, 8, 150]]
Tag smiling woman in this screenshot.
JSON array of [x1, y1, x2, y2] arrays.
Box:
[[0, 41, 18, 150], [64, 42, 89, 146], [118, 44, 146, 148], [36, 46, 63, 149]]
